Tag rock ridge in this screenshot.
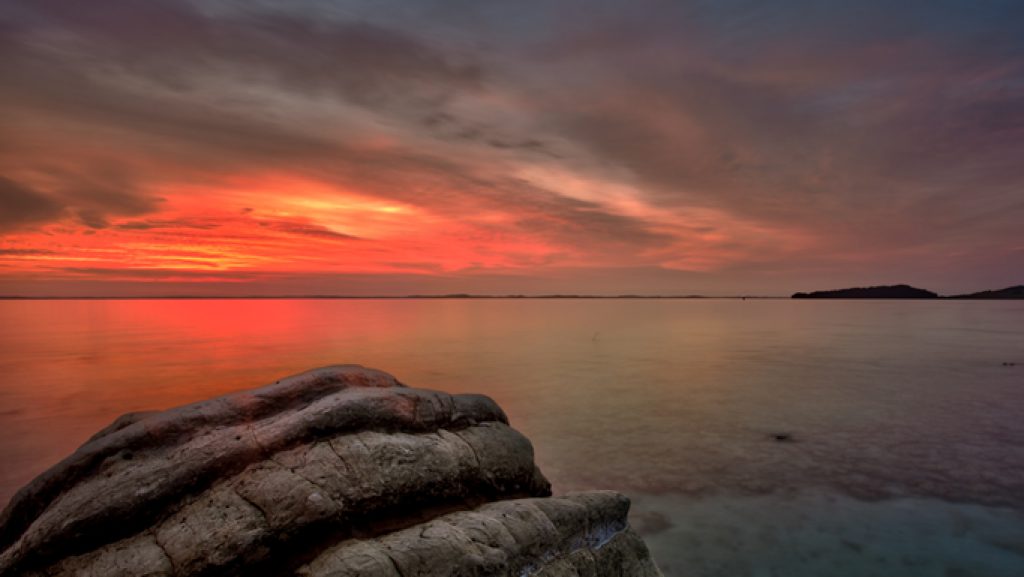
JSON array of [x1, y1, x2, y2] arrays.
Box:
[[0, 365, 661, 576]]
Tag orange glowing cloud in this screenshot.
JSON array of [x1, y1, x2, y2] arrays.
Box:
[[0, 167, 816, 291]]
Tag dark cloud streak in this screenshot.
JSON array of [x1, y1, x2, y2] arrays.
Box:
[[0, 177, 64, 232], [257, 220, 360, 241]]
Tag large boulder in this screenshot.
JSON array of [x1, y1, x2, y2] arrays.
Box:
[[0, 365, 661, 576]]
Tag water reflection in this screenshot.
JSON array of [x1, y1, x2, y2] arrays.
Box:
[[1, 298, 1022, 575]]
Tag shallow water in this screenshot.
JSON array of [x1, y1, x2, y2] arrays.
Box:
[[1, 298, 1022, 575], [631, 492, 1024, 577]]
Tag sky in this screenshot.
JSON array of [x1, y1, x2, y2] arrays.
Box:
[[1, 0, 1022, 296]]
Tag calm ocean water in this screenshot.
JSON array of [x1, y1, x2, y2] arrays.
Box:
[[1, 298, 1022, 576]]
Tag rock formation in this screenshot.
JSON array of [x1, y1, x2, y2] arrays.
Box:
[[0, 365, 661, 576]]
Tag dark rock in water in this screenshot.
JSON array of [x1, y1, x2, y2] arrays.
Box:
[[772, 433, 794, 442], [792, 284, 938, 299], [0, 365, 661, 576]]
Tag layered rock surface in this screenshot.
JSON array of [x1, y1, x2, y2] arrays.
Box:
[[0, 365, 661, 576]]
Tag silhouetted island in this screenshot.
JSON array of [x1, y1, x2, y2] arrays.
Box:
[[948, 285, 1024, 299], [792, 284, 939, 299]]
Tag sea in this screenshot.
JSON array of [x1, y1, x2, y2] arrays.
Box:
[[1, 298, 1022, 576]]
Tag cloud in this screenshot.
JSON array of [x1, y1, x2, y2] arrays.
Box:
[[0, 248, 56, 255], [52, 266, 261, 281], [257, 219, 360, 241], [116, 218, 221, 231], [504, 1, 1024, 254], [486, 178, 675, 249], [0, 177, 63, 232], [9, 0, 479, 107], [1, 0, 1022, 293]]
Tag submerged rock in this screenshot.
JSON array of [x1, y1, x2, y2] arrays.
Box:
[[0, 365, 661, 576]]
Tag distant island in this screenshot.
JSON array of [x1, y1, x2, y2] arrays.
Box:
[[948, 285, 1024, 299], [793, 284, 1023, 299], [793, 284, 938, 299]]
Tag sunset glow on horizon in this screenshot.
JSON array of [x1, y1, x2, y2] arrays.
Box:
[[2, 1, 1022, 296]]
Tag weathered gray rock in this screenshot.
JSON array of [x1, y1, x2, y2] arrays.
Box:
[[300, 492, 661, 577], [0, 365, 661, 576]]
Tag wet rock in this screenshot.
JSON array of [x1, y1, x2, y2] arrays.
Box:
[[0, 365, 661, 576]]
